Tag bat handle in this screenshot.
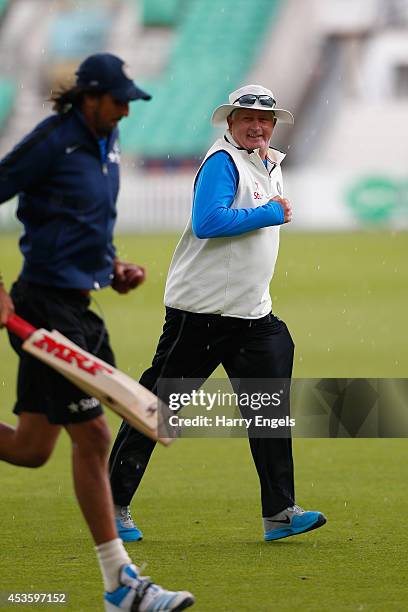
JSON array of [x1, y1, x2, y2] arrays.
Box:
[[6, 314, 36, 340]]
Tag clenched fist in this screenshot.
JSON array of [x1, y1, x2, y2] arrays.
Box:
[[112, 259, 146, 295], [271, 196, 292, 223]]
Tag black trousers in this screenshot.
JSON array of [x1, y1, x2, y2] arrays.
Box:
[[109, 307, 295, 517]]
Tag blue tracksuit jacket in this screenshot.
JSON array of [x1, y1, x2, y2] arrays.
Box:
[[0, 109, 120, 290]]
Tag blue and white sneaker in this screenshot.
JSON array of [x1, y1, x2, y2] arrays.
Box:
[[104, 564, 195, 611], [264, 504, 327, 541], [115, 506, 143, 542]]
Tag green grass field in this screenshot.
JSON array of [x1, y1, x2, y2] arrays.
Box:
[[0, 231, 407, 611]]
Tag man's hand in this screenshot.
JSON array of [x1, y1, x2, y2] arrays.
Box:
[[271, 195, 292, 224], [0, 285, 15, 327], [112, 259, 146, 295]]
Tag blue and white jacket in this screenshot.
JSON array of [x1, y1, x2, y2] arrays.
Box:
[[0, 109, 121, 290]]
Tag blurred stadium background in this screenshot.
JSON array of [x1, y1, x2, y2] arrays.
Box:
[[1, 0, 408, 231], [1, 0, 407, 377], [0, 2, 407, 611]]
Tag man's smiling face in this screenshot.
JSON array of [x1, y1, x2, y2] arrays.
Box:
[[227, 108, 276, 156]]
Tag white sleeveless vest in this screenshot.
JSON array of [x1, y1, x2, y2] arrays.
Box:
[[164, 133, 286, 318]]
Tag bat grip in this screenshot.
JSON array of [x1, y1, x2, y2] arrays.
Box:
[[6, 314, 36, 340]]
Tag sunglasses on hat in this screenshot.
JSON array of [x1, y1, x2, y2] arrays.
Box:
[[233, 94, 276, 108]]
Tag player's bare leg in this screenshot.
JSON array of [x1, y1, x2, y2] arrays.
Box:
[[65, 415, 117, 543], [0, 413, 61, 467], [65, 414, 194, 611]]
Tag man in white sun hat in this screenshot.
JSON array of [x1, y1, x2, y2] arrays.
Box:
[[109, 84, 327, 543]]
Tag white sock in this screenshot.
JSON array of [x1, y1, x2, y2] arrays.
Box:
[[95, 538, 133, 592]]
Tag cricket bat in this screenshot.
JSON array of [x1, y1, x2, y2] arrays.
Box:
[[6, 314, 176, 446]]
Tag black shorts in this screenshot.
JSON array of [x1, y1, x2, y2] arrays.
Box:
[[8, 279, 116, 425]]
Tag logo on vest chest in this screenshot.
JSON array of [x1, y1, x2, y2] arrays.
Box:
[[253, 181, 262, 200]]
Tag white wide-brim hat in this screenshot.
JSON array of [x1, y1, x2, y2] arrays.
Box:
[[211, 84, 294, 127]]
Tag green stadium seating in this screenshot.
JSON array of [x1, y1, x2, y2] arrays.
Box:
[[0, 0, 9, 18], [140, 0, 180, 26], [121, 0, 283, 159], [0, 78, 17, 131]]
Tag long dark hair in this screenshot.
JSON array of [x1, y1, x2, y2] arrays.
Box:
[[50, 85, 103, 114]]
